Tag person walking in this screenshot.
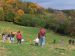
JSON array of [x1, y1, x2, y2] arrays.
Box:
[[38, 28, 46, 47], [16, 31, 22, 44]]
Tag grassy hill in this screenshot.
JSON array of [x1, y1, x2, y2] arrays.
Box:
[[0, 21, 75, 56]]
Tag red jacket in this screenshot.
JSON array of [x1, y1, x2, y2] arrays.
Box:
[[40, 28, 46, 36], [16, 33, 22, 39], [38, 28, 46, 38]]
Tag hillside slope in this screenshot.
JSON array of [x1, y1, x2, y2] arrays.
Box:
[[0, 22, 75, 56]]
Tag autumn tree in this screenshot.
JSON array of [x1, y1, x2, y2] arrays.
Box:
[[0, 8, 4, 20], [17, 9, 24, 16], [6, 0, 15, 4]]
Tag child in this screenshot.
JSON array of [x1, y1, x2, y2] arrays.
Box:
[[2, 33, 6, 43], [16, 31, 22, 44], [10, 32, 15, 43], [34, 37, 39, 46], [7, 33, 11, 43]]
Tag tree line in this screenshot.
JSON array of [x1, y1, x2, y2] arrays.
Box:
[[0, 0, 75, 36]]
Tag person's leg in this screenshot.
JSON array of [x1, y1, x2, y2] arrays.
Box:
[[39, 38, 42, 46], [42, 37, 45, 47], [17, 39, 19, 44], [11, 38, 14, 43], [17, 39, 20, 44], [10, 37, 12, 43], [19, 39, 21, 44]]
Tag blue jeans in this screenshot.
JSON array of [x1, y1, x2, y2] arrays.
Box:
[[10, 37, 14, 43], [39, 36, 45, 47]]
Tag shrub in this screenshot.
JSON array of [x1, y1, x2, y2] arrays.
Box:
[[4, 12, 15, 22], [14, 14, 46, 27]]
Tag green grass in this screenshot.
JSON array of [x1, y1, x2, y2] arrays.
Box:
[[0, 21, 75, 56]]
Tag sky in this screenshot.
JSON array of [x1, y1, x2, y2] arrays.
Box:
[[22, 0, 75, 10]]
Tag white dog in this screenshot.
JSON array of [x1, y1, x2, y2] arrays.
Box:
[[34, 37, 39, 46]]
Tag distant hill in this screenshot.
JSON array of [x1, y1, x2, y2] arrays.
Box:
[[0, 0, 75, 36]]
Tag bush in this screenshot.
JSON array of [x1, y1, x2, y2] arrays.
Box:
[[14, 14, 46, 27], [4, 12, 15, 22]]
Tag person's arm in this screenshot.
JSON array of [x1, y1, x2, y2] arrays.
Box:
[[20, 33, 22, 38], [38, 32, 41, 39]]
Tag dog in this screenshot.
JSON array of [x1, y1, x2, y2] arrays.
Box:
[[33, 37, 39, 46]]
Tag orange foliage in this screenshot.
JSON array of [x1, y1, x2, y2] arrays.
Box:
[[17, 9, 24, 16]]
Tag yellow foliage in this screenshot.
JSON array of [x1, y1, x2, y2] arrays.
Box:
[[17, 9, 24, 16], [29, 3, 42, 9], [14, 15, 20, 22], [6, 0, 15, 4]]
